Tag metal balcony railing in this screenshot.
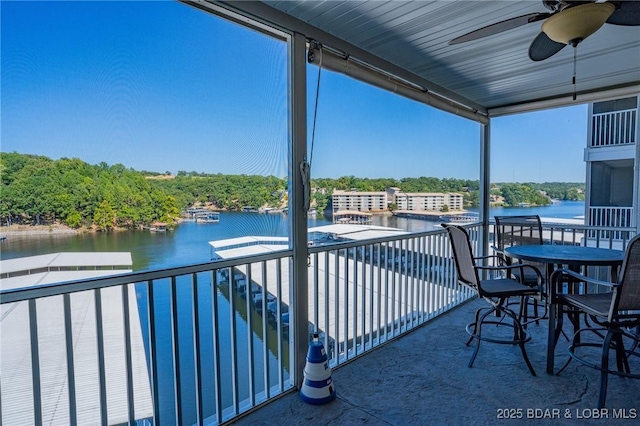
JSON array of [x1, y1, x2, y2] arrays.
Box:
[[488, 221, 636, 251], [2, 221, 636, 425], [587, 206, 635, 242], [0, 224, 480, 425], [590, 108, 637, 147], [307, 225, 479, 367]]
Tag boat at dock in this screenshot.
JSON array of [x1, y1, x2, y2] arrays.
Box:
[[195, 212, 220, 223], [393, 210, 478, 224], [332, 210, 372, 225], [149, 222, 168, 232], [185, 208, 220, 223]]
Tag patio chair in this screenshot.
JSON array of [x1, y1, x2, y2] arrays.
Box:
[[442, 224, 542, 376], [494, 215, 546, 321], [552, 234, 640, 408]]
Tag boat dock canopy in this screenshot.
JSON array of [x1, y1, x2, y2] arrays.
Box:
[[209, 224, 408, 259], [0, 252, 152, 425], [0, 252, 133, 288], [309, 224, 406, 241], [209, 236, 289, 259]]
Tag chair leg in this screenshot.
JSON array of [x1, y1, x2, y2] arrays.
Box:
[[554, 303, 564, 345], [554, 304, 575, 376], [468, 308, 494, 368], [628, 326, 640, 353], [612, 332, 631, 375], [518, 339, 537, 377], [505, 305, 536, 377], [467, 307, 483, 346], [598, 330, 616, 409], [533, 299, 540, 325]]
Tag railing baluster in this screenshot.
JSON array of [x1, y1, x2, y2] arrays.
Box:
[[63, 294, 77, 426], [360, 246, 366, 351], [419, 237, 425, 323], [146, 280, 160, 425], [229, 267, 239, 415], [169, 277, 182, 425], [313, 253, 319, 333], [322, 252, 329, 359], [410, 238, 416, 328], [401, 239, 407, 332], [384, 243, 390, 341], [210, 270, 222, 424], [344, 248, 355, 359], [440, 236, 448, 313], [368, 244, 374, 349], [191, 273, 203, 425], [333, 248, 340, 364], [275, 259, 284, 389], [363, 245, 368, 349], [352, 247, 358, 355], [391, 243, 397, 337], [436, 233, 442, 314], [375, 243, 382, 345], [261, 261, 269, 400], [405, 240, 410, 328], [245, 264, 254, 405], [429, 234, 437, 308], [120, 285, 135, 426], [28, 299, 43, 426], [93, 289, 108, 425]]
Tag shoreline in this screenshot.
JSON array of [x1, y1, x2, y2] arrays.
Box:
[[0, 224, 80, 237]]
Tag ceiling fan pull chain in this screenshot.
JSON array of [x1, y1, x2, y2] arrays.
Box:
[[572, 45, 577, 101]]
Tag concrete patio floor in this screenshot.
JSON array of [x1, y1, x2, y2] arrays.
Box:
[[232, 298, 640, 425]]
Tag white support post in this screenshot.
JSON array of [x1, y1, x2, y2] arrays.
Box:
[[480, 120, 491, 263], [289, 32, 309, 388], [634, 97, 640, 234]]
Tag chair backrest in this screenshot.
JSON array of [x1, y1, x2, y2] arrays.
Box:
[[442, 224, 480, 292], [614, 233, 640, 313], [494, 215, 543, 250]]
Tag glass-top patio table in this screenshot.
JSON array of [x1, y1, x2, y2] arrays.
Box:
[[504, 244, 625, 374]]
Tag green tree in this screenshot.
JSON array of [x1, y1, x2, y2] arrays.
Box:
[[66, 211, 83, 229], [93, 200, 115, 231]]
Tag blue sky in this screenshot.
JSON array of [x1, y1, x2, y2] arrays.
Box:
[[1, 1, 587, 182]]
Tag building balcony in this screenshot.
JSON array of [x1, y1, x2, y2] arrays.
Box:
[[587, 207, 635, 243], [233, 297, 640, 425], [1, 223, 638, 425], [590, 108, 637, 148]]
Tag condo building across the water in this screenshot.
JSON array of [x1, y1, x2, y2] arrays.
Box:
[[332, 188, 464, 214]]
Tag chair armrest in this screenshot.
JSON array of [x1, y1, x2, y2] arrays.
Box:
[[474, 254, 507, 266], [550, 268, 617, 290], [476, 263, 543, 286], [490, 245, 505, 256]]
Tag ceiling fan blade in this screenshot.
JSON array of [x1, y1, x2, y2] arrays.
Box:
[[606, 1, 640, 25], [449, 12, 551, 45], [528, 32, 567, 61]]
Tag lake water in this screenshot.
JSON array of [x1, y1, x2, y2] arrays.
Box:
[[0, 201, 584, 422], [0, 212, 335, 268], [0, 202, 586, 265]]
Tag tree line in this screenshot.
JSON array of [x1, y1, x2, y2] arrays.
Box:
[[0, 153, 180, 231], [0, 152, 585, 230]]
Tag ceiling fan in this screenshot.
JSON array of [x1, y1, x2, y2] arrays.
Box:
[[449, 1, 640, 61]]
